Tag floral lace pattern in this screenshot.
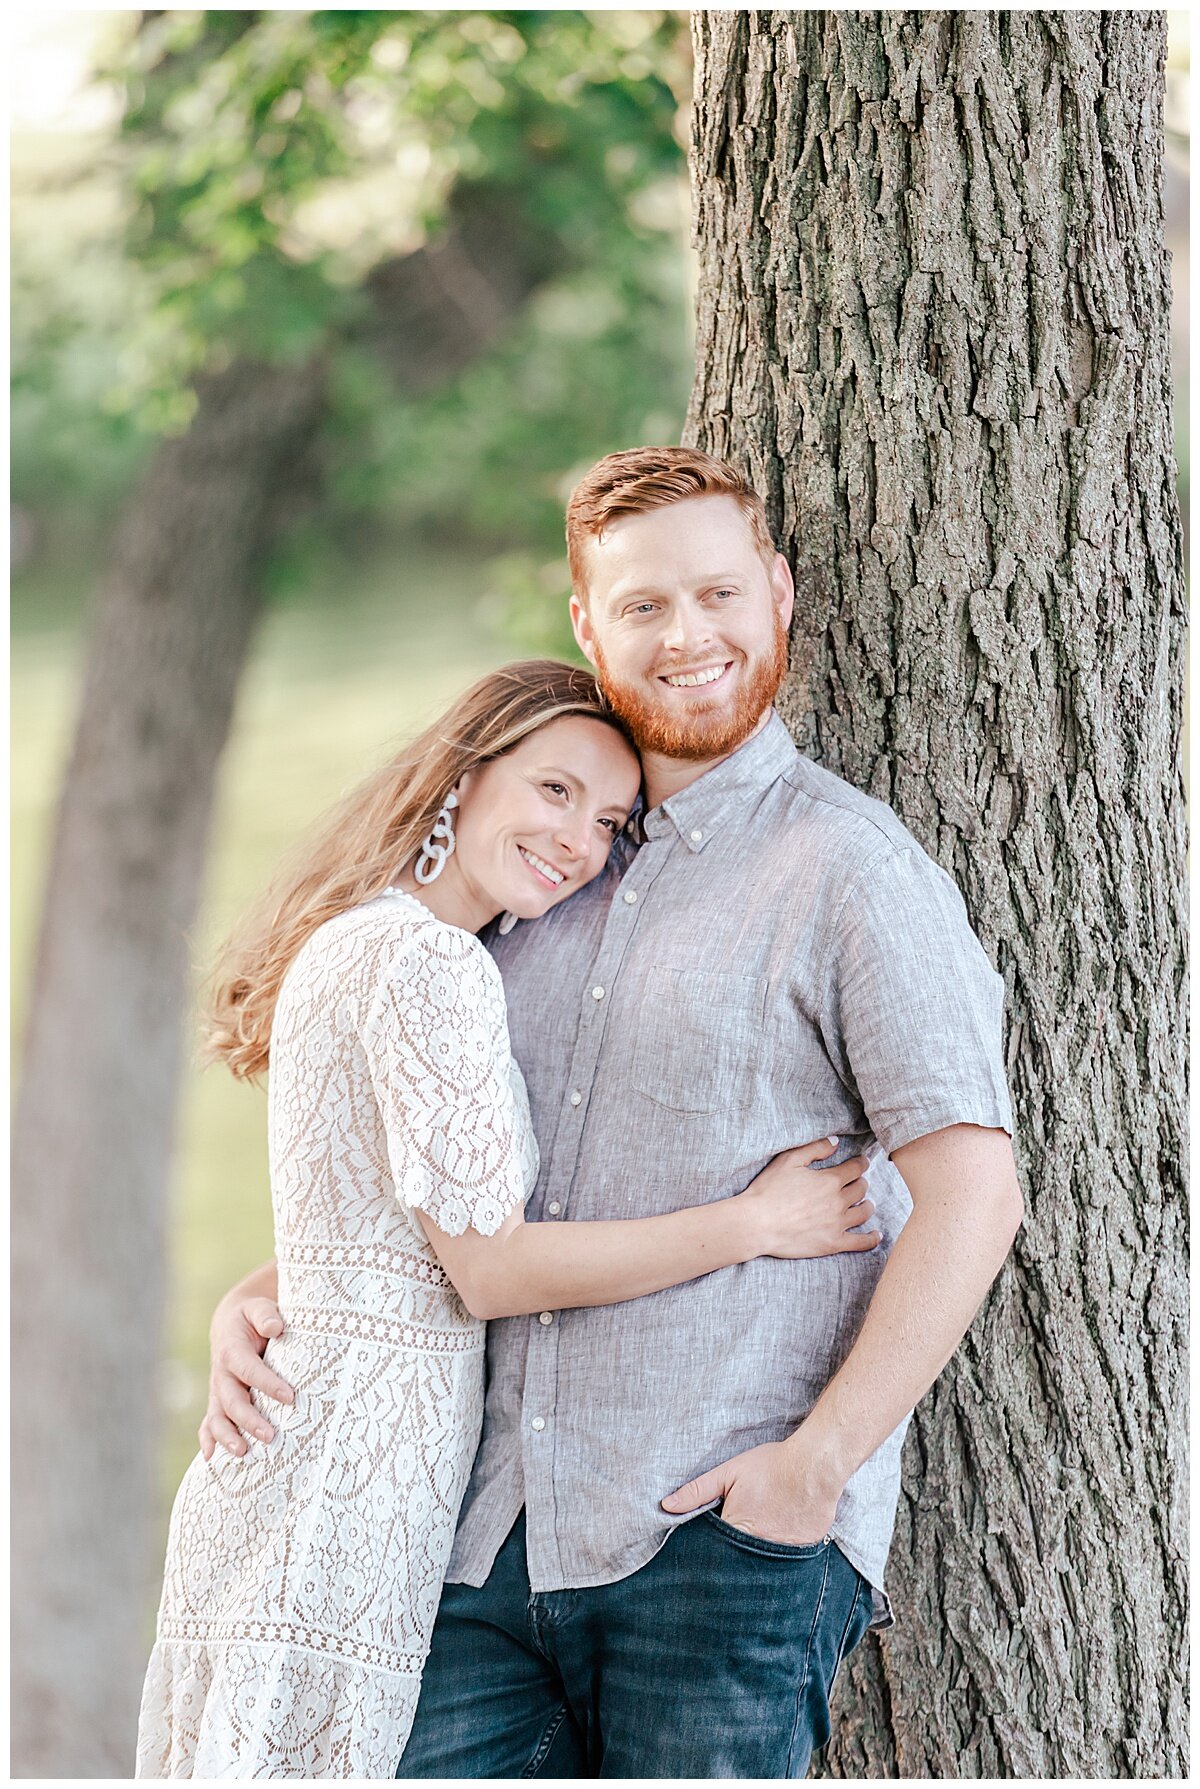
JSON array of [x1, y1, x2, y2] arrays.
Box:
[[136, 893, 537, 1777]]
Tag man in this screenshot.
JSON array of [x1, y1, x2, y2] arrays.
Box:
[[204, 447, 1023, 1777]]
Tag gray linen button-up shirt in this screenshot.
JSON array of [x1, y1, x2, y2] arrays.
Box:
[[445, 712, 1013, 1626]]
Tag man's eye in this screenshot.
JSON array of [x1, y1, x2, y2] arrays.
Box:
[[629, 602, 656, 616], [711, 587, 737, 600]]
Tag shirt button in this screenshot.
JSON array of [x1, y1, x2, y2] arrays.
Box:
[[569, 1090, 582, 1107], [547, 1200, 562, 1215], [623, 889, 638, 904], [690, 829, 703, 842], [591, 986, 605, 1000], [530, 1417, 546, 1432], [538, 1311, 554, 1326]]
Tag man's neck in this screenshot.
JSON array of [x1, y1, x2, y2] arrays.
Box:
[[641, 706, 773, 810]]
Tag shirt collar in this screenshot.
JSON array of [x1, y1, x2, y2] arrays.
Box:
[[638, 710, 799, 853]]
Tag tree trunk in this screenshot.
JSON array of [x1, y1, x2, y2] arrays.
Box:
[[687, 10, 1186, 1777], [10, 177, 568, 1778], [10, 355, 326, 1777]]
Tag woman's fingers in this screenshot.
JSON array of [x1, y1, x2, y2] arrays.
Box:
[[842, 1228, 882, 1251], [779, 1142, 870, 1180], [792, 1135, 840, 1166]]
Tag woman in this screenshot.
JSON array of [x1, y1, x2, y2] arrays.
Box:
[[135, 660, 878, 1779]]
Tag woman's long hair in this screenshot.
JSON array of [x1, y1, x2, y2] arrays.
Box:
[[205, 659, 630, 1080]]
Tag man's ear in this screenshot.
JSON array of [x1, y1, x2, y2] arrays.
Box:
[[569, 593, 598, 669], [770, 553, 795, 631]]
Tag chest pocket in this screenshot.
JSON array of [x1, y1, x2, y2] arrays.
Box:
[[629, 966, 768, 1115]]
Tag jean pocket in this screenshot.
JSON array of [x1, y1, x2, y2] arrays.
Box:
[[834, 1577, 875, 1671], [703, 1511, 832, 1559]]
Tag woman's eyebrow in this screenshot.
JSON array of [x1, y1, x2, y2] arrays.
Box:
[[533, 766, 631, 820], [531, 764, 580, 788]]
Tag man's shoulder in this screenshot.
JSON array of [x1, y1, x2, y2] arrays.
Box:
[[775, 752, 922, 861]]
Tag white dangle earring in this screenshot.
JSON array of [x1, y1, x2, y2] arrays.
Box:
[[497, 910, 518, 936], [413, 791, 458, 884]]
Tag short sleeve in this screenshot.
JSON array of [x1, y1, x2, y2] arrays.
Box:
[[819, 845, 1014, 1158], [359, 927, 537, 1236]]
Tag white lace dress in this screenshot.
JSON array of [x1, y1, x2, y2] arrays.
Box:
[[136, 891, 537, 1778]]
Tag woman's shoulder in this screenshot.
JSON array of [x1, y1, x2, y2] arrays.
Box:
[[271, 893, 506, 1065], [299, 890, 502, 997]]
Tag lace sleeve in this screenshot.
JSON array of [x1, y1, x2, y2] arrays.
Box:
[[359, 925, 535, 1237]]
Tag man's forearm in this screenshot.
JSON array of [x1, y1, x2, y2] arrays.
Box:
[[787, 1126, 1023, 1493]]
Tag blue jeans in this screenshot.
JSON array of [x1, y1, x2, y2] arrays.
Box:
[[397, 1510, 874, 1778]]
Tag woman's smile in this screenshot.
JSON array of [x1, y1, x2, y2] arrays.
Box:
[[517, 845, 566, 889]]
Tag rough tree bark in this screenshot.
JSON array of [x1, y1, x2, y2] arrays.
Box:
[[10, 179, 566, 1778], [687, 10, 1186, 1778]]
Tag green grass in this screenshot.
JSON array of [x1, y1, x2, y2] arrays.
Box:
[[11, 529, 540, 1542]]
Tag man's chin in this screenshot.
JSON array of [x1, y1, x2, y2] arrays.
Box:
[[630, 701, 762, 762], [595, 635, 789, 762]]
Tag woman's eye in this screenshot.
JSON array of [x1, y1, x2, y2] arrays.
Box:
[[598, 816, 619, 835], [544, 782, 569, 799]]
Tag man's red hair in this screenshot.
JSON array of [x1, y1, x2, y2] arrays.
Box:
[[565, 446, 777, 596]]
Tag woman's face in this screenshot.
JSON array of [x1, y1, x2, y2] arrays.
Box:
[[453, 715, 641, 924]]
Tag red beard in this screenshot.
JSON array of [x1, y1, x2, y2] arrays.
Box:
[[593, 614, 790, 761]]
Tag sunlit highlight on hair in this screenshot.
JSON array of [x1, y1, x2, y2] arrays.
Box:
[[565, 445, 778, 600], [204, 659, 628, 1081]]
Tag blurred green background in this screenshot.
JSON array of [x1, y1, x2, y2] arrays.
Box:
[[11, 10, 1190, 1568], [11, 9, 695, 1542]]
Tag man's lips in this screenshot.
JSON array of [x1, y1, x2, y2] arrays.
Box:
[[657, 661, 734, 690]]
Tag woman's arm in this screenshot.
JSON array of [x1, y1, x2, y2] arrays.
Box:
[[198, 1147, 878, 1455], [417, 1140, 878, 1320]]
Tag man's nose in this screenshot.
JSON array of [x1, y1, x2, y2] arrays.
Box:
[[662, 602, 714, 653]]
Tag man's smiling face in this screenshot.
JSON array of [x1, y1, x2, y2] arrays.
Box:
[[569, 494, 795, 762]]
